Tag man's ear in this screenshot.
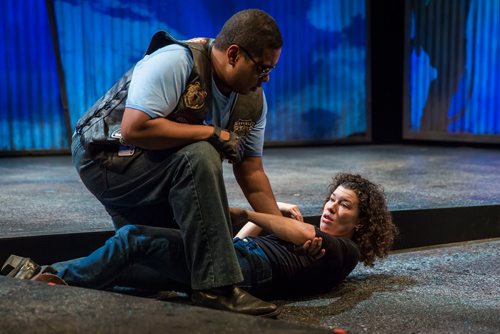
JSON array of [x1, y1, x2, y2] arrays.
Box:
[[226, 45, 239, 65]]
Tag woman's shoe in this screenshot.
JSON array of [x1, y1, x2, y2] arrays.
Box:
[[1, 255, 40, 279], [31, 273, 68, 286], [1, 255, 65, 286]]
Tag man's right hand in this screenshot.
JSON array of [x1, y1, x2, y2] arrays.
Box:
[[229, 207, 249, 225], [208, 126, 245, 163]]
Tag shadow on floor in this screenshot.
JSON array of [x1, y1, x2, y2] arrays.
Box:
[[276, 274, 417, 323]]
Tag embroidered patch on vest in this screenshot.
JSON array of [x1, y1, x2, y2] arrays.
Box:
[[233, 119, 255, 137], [183, 82, 207, 110]]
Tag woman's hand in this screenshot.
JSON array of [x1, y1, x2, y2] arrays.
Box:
[[295, 237, 325, 260], [277, 202, 303, 221]]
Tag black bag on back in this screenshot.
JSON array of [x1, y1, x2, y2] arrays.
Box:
[[74, 31, 181, 157]]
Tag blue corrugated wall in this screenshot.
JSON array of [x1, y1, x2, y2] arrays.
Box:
[[0, 0, 68, 151], [53, 0, 368, 143], [0, 0, 368, 152], [407, 0, 500, 139], [3, 1, 499, 152]]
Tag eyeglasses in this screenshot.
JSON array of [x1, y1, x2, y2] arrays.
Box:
[[237, 45, 275, 78]]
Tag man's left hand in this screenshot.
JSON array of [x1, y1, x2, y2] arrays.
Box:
[[208, 126, 246, 164]]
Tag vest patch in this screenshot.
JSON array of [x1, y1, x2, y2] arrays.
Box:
[[183, 82, 207, 110], [233, 119, 255, 137]]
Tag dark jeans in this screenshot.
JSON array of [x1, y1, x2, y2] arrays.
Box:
[[233, 237, 273, 293], [52, 225, 273, 293], [71, 136, 242, 289]]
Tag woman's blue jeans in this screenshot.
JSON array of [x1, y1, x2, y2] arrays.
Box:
[[52, 225, 273, 292]]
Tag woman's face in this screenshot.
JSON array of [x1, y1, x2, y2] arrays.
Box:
[[320, 186, 360, 238]]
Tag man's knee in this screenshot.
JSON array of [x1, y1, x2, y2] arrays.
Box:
[[182, 141, 222, 171], [183, 141, 219, 158]]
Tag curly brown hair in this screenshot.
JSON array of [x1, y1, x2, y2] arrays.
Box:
[[325, 173, 397, 266]]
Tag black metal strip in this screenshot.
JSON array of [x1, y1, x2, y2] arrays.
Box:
[[45, 0, 73, 148]]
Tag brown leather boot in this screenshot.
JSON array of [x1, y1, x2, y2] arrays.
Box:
[[191, 286, 281, 318]]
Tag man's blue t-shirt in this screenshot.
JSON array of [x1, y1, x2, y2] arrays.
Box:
[[125, 44, 267, 157]]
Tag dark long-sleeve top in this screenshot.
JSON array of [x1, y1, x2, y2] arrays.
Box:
[[252, 227, 360, 296]]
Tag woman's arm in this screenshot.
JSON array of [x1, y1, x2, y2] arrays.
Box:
[[230, 208, 316, 245], [277, 202, 304, 221], [232, 157, 282, 238], [234, 201, 303, 239]]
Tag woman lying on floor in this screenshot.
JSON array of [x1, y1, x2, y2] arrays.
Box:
[[3, 173, 397, 300]]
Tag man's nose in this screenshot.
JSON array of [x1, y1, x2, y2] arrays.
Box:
[[260, 74, 270, 83]]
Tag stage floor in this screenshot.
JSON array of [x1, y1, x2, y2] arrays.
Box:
[[1, 144, 499, 333], [1, 144, 500, 237], [1, 238, 499, 333]]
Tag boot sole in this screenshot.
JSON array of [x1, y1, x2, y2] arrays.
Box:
[[259, 306, 282, 319]]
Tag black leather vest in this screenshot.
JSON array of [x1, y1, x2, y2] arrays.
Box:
[[74, 31, 263, 159]]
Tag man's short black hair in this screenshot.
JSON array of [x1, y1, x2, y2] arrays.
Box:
[[213, 9, 283, 57]]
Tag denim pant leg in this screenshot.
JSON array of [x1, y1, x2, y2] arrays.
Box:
[[233, 238, 273, 292], [167, 142, 243, 289], [52, 225, 190, 290], [72, 139, 243, 290]]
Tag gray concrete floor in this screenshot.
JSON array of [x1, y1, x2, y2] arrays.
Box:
[[276, 238, 500, 333], [1, 144, 499, 333], [0, 276, 328, 334], [1, 144, 500, 237], [1, 239, 498, 333]]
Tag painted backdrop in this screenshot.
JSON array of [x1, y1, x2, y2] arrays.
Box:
[[0, 0, 368, 151], [406, 0, 499, 142]]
